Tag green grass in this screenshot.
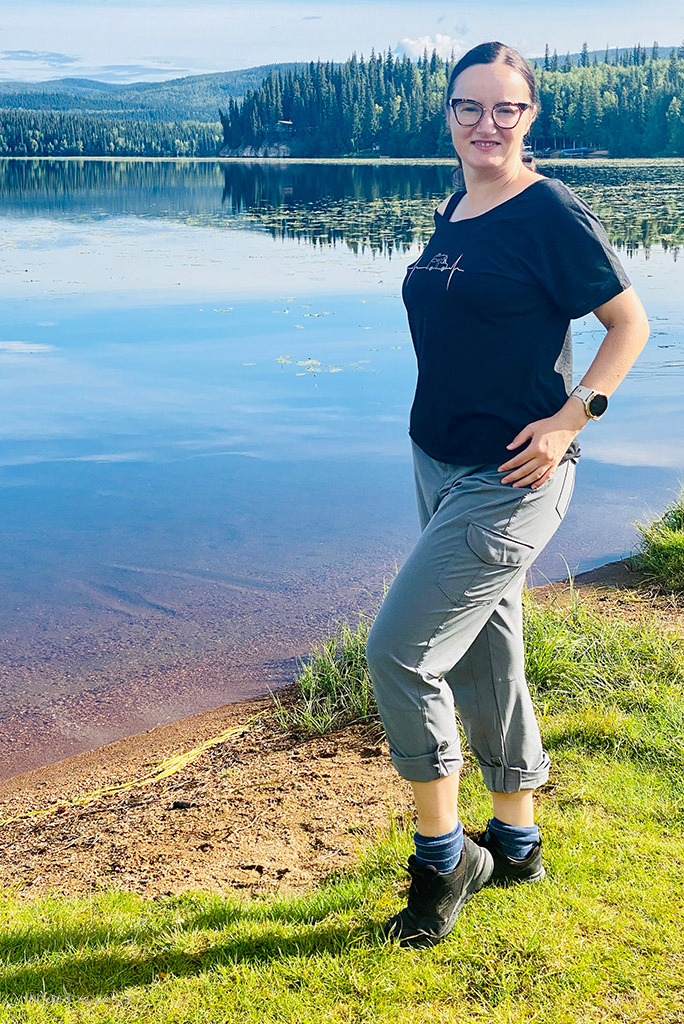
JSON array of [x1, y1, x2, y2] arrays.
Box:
[[522, 582, 684, 777], [629, 487, 684, 593], [274, 575, 684, 753], [1, 586, 683, 1020], [1, 730, 682, 1022], [272, 611, 379, 736]]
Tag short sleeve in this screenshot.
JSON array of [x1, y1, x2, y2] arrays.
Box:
[[535, 182, 631, 320]]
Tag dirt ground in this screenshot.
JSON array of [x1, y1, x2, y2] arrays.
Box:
[[0, 558, 680, 902]]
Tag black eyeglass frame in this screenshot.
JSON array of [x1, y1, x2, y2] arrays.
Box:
[[449, 98, 532, 129]]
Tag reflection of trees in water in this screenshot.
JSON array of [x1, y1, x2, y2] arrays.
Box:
[[223, 161, 684, 257], [221, 160, 684, 257], [219, 161, 460, 254], [0, 158, 226, 217], [220, 161, 458, 209], [546, 162, 684, 258], [2, 157, 683, 257]]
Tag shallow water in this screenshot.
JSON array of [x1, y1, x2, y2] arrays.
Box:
[[0, 158, 682, 778]]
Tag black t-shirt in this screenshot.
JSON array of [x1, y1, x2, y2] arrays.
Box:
[[402, 177, 632, 466]]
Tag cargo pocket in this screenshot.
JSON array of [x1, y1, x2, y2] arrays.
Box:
[[458, 522, 535, 605]]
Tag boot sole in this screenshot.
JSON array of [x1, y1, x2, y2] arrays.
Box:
[[491, 863, 546, 886]]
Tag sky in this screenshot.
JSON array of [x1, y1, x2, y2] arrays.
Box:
[[1, 0, 683, 84]]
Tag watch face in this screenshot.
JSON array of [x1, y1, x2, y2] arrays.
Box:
[[588, 394, 608, 417]]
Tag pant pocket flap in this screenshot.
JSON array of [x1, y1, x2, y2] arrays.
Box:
[[466, 521, 534, 566]]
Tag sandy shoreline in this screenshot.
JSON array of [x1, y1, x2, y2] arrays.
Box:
[[0, 557, 642, 798], [0, 555, 681, 901]]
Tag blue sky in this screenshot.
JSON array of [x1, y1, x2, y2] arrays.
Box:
[[2, 0, 683, 83]]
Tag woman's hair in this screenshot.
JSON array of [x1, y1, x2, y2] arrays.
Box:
[[445, 41, 537, 178], [445, 41, 537, 110]]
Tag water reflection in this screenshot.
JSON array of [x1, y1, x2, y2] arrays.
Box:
[[0, 157, 682, 779], [2, 157, 683, 256]]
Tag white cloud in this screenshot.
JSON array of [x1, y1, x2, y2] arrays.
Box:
[[2, 3, 683, 86], [587, 440, 684, 469], [395, 34, 466, 61], [0, 49, 219, 83], [1, 49, 78, 66], [0, 342, 55, 353]]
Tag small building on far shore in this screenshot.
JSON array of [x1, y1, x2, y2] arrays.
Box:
[[536, 147, 611, 159]]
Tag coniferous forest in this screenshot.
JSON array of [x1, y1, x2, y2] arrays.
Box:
[[220, 44, 684, 158], [0, 111, 223, 157], [1, 42, 683, 158]]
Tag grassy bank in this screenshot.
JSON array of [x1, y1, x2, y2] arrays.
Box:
[[1, 499, 683, 1022], [629, 487, 684, 593]]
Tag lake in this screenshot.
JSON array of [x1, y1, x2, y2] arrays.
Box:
[[0, 157, 682, 778]]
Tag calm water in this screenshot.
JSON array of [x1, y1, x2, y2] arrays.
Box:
[[0, 157, 683, 778]]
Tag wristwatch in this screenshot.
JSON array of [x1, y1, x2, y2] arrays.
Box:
[[570, 384, 608, 420]]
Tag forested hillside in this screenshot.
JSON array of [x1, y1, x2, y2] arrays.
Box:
[[220, 45, 684, 157], [1, 44, 683, 157], [0, 64, 302, 121], [0, 111, 222, 157]]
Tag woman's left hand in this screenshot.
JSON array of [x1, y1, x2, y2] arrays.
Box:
[[497, 411, 583, 488]]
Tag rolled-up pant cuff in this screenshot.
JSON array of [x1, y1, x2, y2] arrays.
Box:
[[388, 737, 464, 782], [479, 755, 551, 793]]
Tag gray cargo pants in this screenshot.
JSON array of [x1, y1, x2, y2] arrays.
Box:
[[365, 438, 577, 793]]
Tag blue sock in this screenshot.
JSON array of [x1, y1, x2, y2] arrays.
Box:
[[413, 821, 464, 873], [487, 817, 539, 861]]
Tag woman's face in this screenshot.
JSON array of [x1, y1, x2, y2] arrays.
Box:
[[447, 62, 535, 173]]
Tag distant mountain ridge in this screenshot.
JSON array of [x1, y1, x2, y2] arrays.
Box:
[[3, 44, 681, 123], [0, 63, 304, 121]]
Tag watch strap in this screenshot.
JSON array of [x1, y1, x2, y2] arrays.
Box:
[[570, 384, 596, 403]]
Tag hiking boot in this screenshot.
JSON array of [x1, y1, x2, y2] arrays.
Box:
[[473, 829, 546, 885], [383, 835, 493, 949]]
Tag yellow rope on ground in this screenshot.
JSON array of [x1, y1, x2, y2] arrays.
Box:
[[0, 714, 261, 828]]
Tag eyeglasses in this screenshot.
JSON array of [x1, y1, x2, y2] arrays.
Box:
[[449, 99, 532, 129]]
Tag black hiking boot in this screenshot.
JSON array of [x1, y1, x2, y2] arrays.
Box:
[[473, 829, 546, 885], [383, 836, 493, 949]]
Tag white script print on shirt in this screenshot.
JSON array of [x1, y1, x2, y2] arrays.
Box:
[[405, 252, 465, 290]]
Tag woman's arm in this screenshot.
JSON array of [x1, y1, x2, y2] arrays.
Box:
[[498, 285, 650, 488]]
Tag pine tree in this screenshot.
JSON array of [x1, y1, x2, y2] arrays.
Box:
[[668, 48, 680, 90], [665, 95, 684, 155]]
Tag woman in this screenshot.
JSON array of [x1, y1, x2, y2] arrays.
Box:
[[365, 41, 650, 950]]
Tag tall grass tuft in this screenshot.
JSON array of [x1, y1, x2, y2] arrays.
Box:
[[522, 580, 684, 706], [272, 612, 380, 735], [275, 577, 684, 742], [629, 486, 684, 592]]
